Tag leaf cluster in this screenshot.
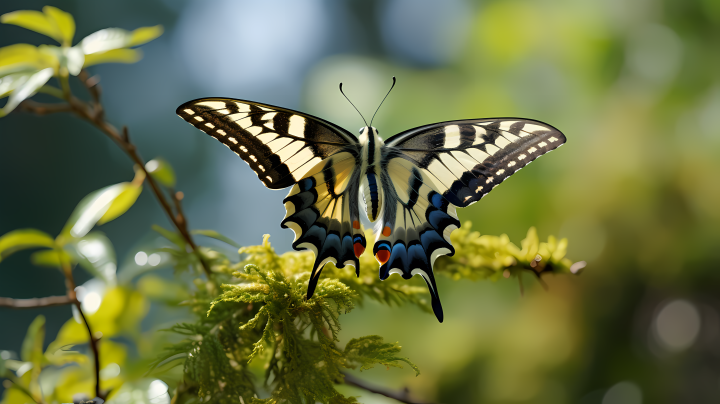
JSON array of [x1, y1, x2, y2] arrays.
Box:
[[435, 222, 585, 282], [0, 6, 162, 117], [157, 235, 420, 404]]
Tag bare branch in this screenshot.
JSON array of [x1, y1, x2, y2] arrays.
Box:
[[18, 100, 72, 115], [0, 295, 73, 309], [342, 372, 439, 404]]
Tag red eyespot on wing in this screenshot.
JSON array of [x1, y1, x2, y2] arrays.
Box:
[[353, 242, 365, 258], [352, 220, 360, 229], [382, 226, 392, 237], [375, 249, 390, 265]]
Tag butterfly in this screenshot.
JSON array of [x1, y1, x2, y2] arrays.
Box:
[[176, 79, 566, 322]]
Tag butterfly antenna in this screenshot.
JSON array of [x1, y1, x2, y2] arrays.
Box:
[[339, 82, 368, 127], [370, 76, 396, 127]]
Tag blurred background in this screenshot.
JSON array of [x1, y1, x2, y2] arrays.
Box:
[[2, 0, 720, 402]]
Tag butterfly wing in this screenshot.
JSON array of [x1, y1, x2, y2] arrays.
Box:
[[177, 98, 364, 298], [378, 118, 567, 322], [177, 98, 358, 189], [282, 151, 366, 298]]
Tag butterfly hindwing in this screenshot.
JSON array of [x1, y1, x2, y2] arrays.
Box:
[[385, 118, 566, 207], [373, 157, 460, 321], [177, 98, 358, 190], [281, 151, 366, 298]]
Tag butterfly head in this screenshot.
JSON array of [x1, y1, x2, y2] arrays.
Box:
[[358, 126, 382, 145]]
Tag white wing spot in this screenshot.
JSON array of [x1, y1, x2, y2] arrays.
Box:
[[485, 144, 500, 155], [288, 115, 306, 138], [183, 109, 194, 115], [249, 155, 257, 162], [246, 126, 262, 136], [518, 154, 527, 160], [476, 185, 483, 192], [443, 125, 461, 149], [217, 129, 226, 136], [538, 141, 547, 147], [228, 137, 238, 144], [258, 165, 265, 172], [266, 176, 273, 182], [205, 122, 215, 129], [217, 109, 230, 115], [495, 136, 510, 149], [464, 195, 472, 202], [197, 101, 227, 109], [508, 161, 516, 167], [261, 112, 277, 120], [194, 116, 203, 122], [549, 136, 559, 142], [522, 124, 547, 133], [486, 177, 494, 184], [528, 147, 538, 153], [239, 146, 248, 152], [234, 103, 251, 112], [496, 169, 505, 175], [499, 121, 518, 131], [265, 121, 275, 130]]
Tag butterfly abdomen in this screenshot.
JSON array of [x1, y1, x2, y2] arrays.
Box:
[[363, 172, 381, 220]]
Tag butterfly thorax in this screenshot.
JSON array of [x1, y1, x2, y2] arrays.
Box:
[[358, 127, 385, 222]]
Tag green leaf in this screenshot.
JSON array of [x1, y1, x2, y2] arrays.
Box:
[[128, 25, 164, 47], [97, 183, 142, 225], [21, 316, 45, 366], [0, 44, 57, 76], [152, 224, 185, 248], [30, 249, 73, 268], [0, 228, 55, 262], [59, 182, 140, 241], [70, 232, 117, 284], [0, 10, 63, 43], [137, 275, 190, 303], [1, 67, 53, 116], [80, 25, 163, 55], [145, 158, 176, 187], [344, 335, 419, 376], [0, 72, 32, 98], [192, 229, 239, 248], [83, 48, 141, 68], [42, 6, 75, 46]]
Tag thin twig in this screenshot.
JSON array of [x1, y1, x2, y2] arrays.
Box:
[[59, 256, 102, 400], [342, 372, 439, 404], [18, 100, 72, 115], [0, 295, 73, 309]]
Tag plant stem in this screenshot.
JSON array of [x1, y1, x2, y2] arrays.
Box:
[[0, 295, 73, 309], [342, 372, 438, 404], [59, 255, 102, 400], [17, 73, 215, 284]]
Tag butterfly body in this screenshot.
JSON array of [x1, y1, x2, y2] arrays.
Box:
[[177, 96, 567, 322]]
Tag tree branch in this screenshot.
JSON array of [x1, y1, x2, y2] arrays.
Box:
[[342, 372, 439, 404], [0, 295, 73, 309], [17, 72, 215, 285], [58, 255, 103, 400]]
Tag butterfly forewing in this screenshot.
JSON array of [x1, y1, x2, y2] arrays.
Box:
[[177, 98, 358, 189], [386, 118, 566, 207]]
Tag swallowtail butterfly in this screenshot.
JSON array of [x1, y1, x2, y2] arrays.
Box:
[[177, 80, 566, 322]]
